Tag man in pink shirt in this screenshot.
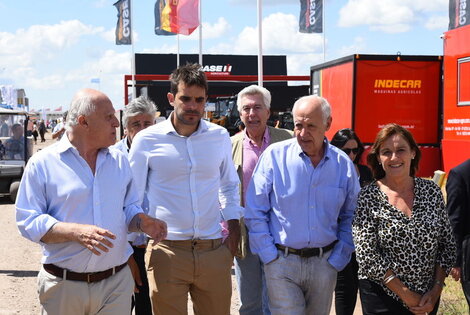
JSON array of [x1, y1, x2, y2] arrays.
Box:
[[231, 85, 293, 315]]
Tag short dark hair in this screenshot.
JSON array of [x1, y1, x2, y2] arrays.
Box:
[[330, 128, 365, 164], [169, 63, 208, 96], [367, 123, 421, 179]]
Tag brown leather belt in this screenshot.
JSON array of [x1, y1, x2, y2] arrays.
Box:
[[43, 262, 127, 283], [275, 241, 337, 258]]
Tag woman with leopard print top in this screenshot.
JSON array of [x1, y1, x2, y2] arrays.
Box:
[[352, 124, 456, 315]]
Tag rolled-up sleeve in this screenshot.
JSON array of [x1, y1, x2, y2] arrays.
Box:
[[16, 159, 58, 243], [219, 133, 242, 221], [244, 153, 277, 264], [353, 189, 391, 281]]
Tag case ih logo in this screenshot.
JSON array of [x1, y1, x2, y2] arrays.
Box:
[[459, 0, 468, 26], [201, 64, 232, 75]]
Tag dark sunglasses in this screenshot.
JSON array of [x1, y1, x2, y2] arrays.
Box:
[[342, 148, 359, 155]]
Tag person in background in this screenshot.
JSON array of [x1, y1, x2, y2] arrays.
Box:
[[4, 123, 25, 159], [245, 95, 360, 314], [52, 111, 68, 141], [15, 88, 167, 315], [353, 123, 456, 315], [231, 85, 293, 315], [129, 63, 242, 315], [32, 121, 39, 144], [446, 158, 470, 307], [330, 128, 373, 315], [38, 120, 47, 143], [111, 96, 156, 315]]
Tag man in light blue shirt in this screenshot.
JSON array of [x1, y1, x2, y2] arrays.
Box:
[[245, 95, 360, 315], [112, 95, 156, 315], [129, 63, 242, 314], [16, 88, 167, 315]]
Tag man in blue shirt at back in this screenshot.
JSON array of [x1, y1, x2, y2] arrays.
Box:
[[245, 95, 360, 315]]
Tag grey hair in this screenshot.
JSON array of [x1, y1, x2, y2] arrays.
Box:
[[292, 95, 331, 125], [122, 96, 157, 128], [236, 85, 271, 112], [66, 94, 96, 129]]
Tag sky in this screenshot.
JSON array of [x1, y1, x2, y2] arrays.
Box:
[[0, 0, 450, 111]]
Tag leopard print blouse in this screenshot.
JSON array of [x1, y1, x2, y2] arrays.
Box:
[[353, 177, 456, 302]]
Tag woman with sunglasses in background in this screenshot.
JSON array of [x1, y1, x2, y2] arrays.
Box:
[[331, 128, 373, 315]]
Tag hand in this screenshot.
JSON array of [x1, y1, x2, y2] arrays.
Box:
[[140, 214, 167, 243], [127, 255, 142, 293], [72, 224, 116, 255], [400, 290, 422, 310], [409, 286, 440, 315], [450, 267, 461, 281], [223, 219, 240, 256]]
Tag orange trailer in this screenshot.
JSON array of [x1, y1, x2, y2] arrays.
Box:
[[442, 25, 470, 172], [310, 54, 443, 177]]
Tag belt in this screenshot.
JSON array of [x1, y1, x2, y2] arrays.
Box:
[[275, 241, 337, 258], [43, 262, 127, 283]]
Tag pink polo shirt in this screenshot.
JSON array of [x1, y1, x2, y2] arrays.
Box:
[[242, 128, 271, 206]]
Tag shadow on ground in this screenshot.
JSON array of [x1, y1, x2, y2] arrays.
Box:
[[0, 270, 38, 277]]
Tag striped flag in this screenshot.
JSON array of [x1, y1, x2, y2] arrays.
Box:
[[155, 0, 176, 35], [114, 0, 132, 45], [155, 0, 199, 36], [299, 0, 323, 33]]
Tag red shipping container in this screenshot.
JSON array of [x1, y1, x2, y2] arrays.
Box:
[[310, 54, 443, 178]]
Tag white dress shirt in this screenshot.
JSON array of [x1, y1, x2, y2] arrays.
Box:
[[129, 114, 242, 240], [16, 134, 143, 272], [111, 137, 149, 246]]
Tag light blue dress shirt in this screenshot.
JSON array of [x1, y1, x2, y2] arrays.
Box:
[[129, 115, 242, 240], [244, 138, 360, 271], [111, 137, 149, 246], [16, 134, 143, 273]]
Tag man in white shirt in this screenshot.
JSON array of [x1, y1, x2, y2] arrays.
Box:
[[16, 88, 167, 315], [129, 64, 242, 315], [112, 95, 156, 315], [52, 111, 68, 141]]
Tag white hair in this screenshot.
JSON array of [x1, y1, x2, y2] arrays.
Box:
[[122, 96, 157, 128], [236, 85, 271, 112], [292, 95, 331, 125], [66, 94, 96, 129]]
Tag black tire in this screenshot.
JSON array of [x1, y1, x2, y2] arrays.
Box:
[[10, 181, 20, 203]]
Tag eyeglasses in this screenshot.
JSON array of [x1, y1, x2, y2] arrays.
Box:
[[342, 148, 359, 155]]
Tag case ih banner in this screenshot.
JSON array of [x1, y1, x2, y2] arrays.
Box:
[[114, 0, 132, 45], [449, 0, 470, 29], [299, 0, 322, 33]]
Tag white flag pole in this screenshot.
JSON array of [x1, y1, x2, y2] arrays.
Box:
[[257, 0, 263, 87], [177, 34, 180, 67], [130, 0, 136, 100], [199, 0, 203, 65], [322, 0, 326, 62]]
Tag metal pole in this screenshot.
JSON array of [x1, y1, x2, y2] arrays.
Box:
[[130, 0, 136, 100], [257, 0, 263, 87], [199, 0, 203, 65]]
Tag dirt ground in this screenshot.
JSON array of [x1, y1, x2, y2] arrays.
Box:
[[0, 131, 361, 314]]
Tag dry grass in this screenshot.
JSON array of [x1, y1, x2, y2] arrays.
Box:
[[438, 278, 468, 314]]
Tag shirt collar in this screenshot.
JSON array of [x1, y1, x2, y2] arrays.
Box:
[[243, 127, 270, 146], [161, 112, 208, 136], [294, 137, 331, 162], [57, 131, 110, 156]]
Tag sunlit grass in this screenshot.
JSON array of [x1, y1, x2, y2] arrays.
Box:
[[438, 277, 468, 314]]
